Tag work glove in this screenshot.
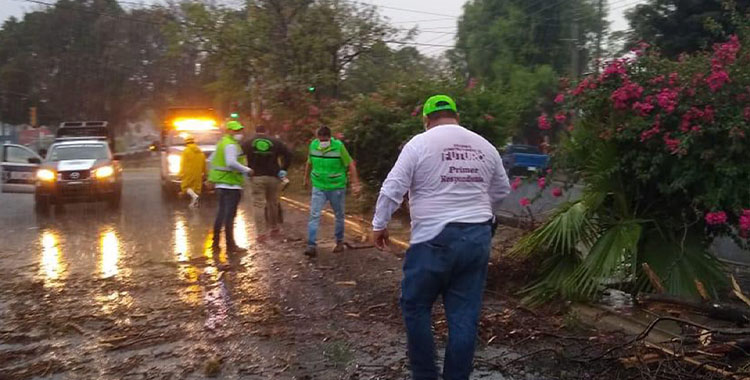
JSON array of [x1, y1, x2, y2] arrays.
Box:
[[278, 170, 288, 179]]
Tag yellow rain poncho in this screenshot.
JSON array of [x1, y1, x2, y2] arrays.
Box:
[[180, 142, 206, 195]]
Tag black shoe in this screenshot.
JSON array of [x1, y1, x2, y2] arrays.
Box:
[[303, 246, 317, 257], [227, 245, 248, 254], [333, 242, 345, 253]]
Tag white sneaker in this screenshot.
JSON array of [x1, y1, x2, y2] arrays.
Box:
[[189, 197, 199, 208]]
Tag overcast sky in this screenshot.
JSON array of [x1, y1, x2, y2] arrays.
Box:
[[0, 0, 633, 56]]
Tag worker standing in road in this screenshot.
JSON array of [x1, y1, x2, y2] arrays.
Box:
[[208, 120, 253, 258], [303, 125, 362, 257], [371, 95, 510, 380], [241, 125, 292, 242], [179, 135, 206, 208]]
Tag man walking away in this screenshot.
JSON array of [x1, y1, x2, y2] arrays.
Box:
[[208, 120, 253, 260], [303, 126, 362, 257], [241, 125, 292, 242], [371, 95, 511, 380], [179, 135, 206, 208]]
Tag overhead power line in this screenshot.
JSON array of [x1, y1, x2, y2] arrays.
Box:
[[349, 0, 458, 18], [384, 40, 454, 48]]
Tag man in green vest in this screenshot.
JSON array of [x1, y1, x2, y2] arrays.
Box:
[[303, 126, 361, 257], [208, 120, 253, 260]]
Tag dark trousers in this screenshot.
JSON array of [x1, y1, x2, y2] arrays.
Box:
[[401, 222, 491, 380], [213, 188, 242, 248]]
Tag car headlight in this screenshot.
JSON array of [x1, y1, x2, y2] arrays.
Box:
[[167, 154, 181, 175], [37, 169, 56, 182], [95, 165, 114, 179]]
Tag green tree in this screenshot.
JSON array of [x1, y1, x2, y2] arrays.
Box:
[[625, 0, 750, 59]]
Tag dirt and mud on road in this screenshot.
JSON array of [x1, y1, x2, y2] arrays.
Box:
[[0, 167, 680, 380]]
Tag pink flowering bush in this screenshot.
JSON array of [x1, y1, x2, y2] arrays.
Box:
[[516, 29, 750, 302]]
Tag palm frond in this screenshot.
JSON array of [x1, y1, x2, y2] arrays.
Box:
[[563, 222, 642, 299], [509, 201, 596, 258], [638, 230, 727, 298]]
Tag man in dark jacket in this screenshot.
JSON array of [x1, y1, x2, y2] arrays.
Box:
[[242, 125, 292, 241]]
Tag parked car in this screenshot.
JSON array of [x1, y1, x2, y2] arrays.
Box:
[[0, 143, 42, 194], [500, 144, 549, 176]]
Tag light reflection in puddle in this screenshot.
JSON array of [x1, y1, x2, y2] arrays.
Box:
[[174, 216, 189, 262], [234, 209, 249, 248], [100, 228, 120, 279], [39, 230, 66, 285]]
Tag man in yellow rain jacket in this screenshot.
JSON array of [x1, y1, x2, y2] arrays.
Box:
[[179, 135, 206, 208]]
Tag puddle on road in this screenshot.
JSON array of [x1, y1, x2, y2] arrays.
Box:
[[99, 228, 121, 279], [39, 229, 66, 287]]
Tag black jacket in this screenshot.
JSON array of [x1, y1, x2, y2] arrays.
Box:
[[241, 134, 292, 177]]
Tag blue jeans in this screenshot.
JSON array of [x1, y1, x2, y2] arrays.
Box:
[[213, 188, 242, 248], [401, 222, 492, 380], [307, 187, 345, 247]]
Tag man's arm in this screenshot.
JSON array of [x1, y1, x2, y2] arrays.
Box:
[[489, 153, 511, 214], [372, 143, 417, 243], [224, 144, 252, 174], [276, 139, 292, 171], [303, 159, 312, 189]]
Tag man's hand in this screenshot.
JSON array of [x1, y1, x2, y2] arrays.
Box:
[[372, 229, 389, 251], [351, 182, 362, 197]]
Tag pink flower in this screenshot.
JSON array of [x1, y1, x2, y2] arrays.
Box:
[[520, 197, 531, 207], [712, 35, 741, 66], [511, 177, 522, 191], [602, 60, 627, 80], [649, 75, 665, 85], [705, 211, 728, 225], [668, 72, 679, 86], [656, 88, 679, 114], [537, 114, 551, 130], [611, 81, 644, 109], [743, 106, 750, 121], [703, 105, 715, 123], [552, 187, 563, 197], [640, 122, 661, 142], [537, 177, 546, 189], [554, 93, 565, 104], [631, 41, 650, 56], [572, 78, 590, 96], [663, 134, 681, 154], [707, 69, 730, 92], [554, 112, 567, 123], [484, 114, 496, 121], [632, 101, 654, 116]]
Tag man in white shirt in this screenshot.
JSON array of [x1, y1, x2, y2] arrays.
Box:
[[372, 95, 510, 380]]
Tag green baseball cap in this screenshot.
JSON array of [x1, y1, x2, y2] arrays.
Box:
[[422, 95, 457, 117], [226, 120, 244, 131]]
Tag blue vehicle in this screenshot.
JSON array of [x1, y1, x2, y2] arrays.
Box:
[[501, 144, 549, 176]]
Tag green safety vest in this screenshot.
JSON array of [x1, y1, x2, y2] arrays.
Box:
[[309, 138, 347, 190], [208, 135, 248, 186]]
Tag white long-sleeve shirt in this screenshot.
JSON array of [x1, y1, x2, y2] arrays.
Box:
[[372, 124, 511, 244], [208, 143, 252, 190]]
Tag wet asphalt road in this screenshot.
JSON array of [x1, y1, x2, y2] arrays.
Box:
[[0, 168, 254, 281], [0, 167, 590, 379]]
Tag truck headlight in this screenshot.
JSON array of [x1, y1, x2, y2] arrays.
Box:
[[167, 154, 181, 175], [94, 165, 114, 179], [37, 169, 56, 182]]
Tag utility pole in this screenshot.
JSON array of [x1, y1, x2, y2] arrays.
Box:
[[570, 6, 580, 78], [595, 0, 605, 73]]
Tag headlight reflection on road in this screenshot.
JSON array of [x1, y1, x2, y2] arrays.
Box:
[[40, 230, 65, 284], [174, 216, 189, 262], [100, 229, 120, 279], [234, 209, 249, 248]]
